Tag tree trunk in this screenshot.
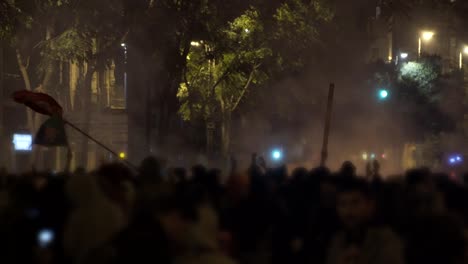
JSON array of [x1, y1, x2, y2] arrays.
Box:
[[42, 24, 55, 93], [220, 103, 232, 157], [78, 63, 96, 168], [98, 66, 107, 108], [15, 49, 34, 132], [61, 61, 72, 111]]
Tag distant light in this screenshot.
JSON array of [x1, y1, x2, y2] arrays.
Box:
[[244, 28, 250, 33], [119, 152, 126, 159], [13, 134, 32, 151], [191, 41, 201, 47], [382, 153, 386, 159], [120, 43, 126, 47], [400, 53, 408, 59], [464, 46, 468, 55], [449, 154, 463, 165], [421, 31, 434, 41], [370, 153, 376, 159], [362, 152, 368, 160], [378, 89, 389, 100], [271, 149, 282, 161], [38, 229, 54, 248]]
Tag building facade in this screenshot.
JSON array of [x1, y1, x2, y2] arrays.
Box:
[[0, 42, 128, 172]]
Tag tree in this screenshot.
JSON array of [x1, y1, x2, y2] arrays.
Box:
[[368, 55, 460, 141], [0, 0, 70, 132], [55, 0, 126, 166], [178, 0, 333, 156], [179, 8, 270, 155]]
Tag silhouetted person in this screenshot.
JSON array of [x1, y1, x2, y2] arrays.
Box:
[[340, 161, 356, 178], [405, 214, 466, 264], [326, 177, 404, 264]]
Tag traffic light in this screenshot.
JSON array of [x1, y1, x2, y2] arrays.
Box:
[[378, 89, 389, 100]]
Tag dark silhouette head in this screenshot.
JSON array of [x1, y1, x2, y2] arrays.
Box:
[[139, 156, 164, 183], [340, 161, 357, 178]]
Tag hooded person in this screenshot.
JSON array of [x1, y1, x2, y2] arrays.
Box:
[[63, 171, 126, 263]]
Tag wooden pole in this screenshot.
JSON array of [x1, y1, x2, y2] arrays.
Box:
[[320, 83, 335, 167], [64, 119, 138, 171]]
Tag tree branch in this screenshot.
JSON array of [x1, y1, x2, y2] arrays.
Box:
[[231, 63, 261, 111]]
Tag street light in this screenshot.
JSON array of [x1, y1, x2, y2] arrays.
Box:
[[418, 31, 434, 58], [421, 31, 434, 41], [191, 41, 201, 47], [400, 52, 408, 59], [459, 45, 468, 69]]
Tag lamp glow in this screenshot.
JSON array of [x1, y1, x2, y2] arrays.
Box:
[[38, 229, 54, 248], [190, 41, 201, 47], [421, 31, 434, 41], [362, 152, 368, 160], [271, 149, 282, 161], [400, 53, 408, 59]]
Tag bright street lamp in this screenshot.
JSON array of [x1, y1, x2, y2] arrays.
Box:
[[421, 31, 434, 41], [418, 31, 435, 58], [400, 52, 408, 59], [190, 41, 201, 47]]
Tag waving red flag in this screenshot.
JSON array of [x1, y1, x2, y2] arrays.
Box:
[[12, 90, 63, 116]]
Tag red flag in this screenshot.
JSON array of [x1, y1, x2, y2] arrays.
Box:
[[12, 90, 63, 116]]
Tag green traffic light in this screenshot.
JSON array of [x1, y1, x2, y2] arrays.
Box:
[[378, 89, 389, 100]]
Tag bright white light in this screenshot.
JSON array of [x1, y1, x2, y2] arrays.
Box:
[[448, 154, 463, 165], [400, 53, 408, 59], [244, 28, 250, 33], [190, 41, 201, 47], [13, 134, 32, 151], [38, 229, 54, 248], [120, 43, 126, 47], [272, 149, 282, 161], [464, 46, 468, 55], [421, 31, 434, 41]]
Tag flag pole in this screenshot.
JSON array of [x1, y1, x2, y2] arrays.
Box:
[[63, 120, 138, 171], [320, 83, 335, 167]]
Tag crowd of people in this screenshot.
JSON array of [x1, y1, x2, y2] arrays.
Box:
[[0, 155, 467, 264]]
